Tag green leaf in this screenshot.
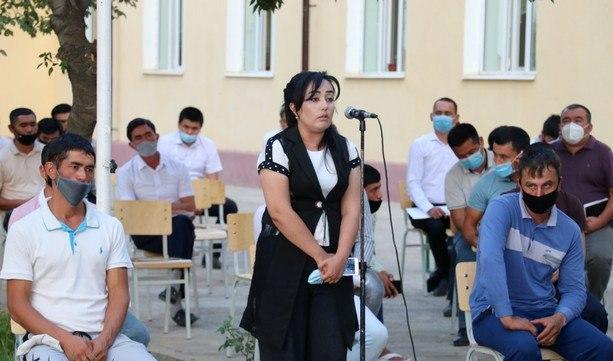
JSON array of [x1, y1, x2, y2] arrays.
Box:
[[48, 67, 53, 76], [0, 49, 6, 56]]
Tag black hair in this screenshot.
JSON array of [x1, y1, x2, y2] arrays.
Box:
[[38, 118, 64, 135], [51, 103, 71, 119], [126, 118, 157, 141], [542, 114, 561, 139], [561, 103, 591, 123], [489, 125, 530, 154], [179, 106, 204, 126], [9, 108, 35, 125], [517, 142, 561, 180], [433, 97, 458, 113], [448, 123, 479, 149], [283, 71, 340, 128], [41, 133, 96, 186], [364, 164, 381, 187]]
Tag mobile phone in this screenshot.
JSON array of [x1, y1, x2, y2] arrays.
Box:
[[343, 257, 358, 276], [391, 279, 403, 294]]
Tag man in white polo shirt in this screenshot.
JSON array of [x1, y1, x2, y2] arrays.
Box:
[[1, 133, 154, 360], [159, 106, 239, 268], [117, 117, 198, 326]]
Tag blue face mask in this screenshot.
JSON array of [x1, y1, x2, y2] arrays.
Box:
[[460, 149, 484, 170], [179, 131, 198, 144], [494, 162, 514, 178], [432, 115, 454, 133]]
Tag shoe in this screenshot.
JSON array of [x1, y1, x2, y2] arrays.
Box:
[[426, 272, 441, 293], [443, 303, 452, 317], [158, 288, 180, 304], [453, 328, 469, 347], [432, 278, 448, 297], [172, 309, 199, 327], [201, 254, 206, 267], [213, 255, 222, 270]]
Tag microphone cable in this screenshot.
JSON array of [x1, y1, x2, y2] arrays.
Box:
[[375, 116, 418, 361]]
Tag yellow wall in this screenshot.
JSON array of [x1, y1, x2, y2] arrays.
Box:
[[0, 31, 71, 136]]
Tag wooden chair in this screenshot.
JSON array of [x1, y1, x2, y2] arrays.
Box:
[[114, 200, 194, 339], [455, 262, 564, 361], [11, 319, 26, 361], [398, 180, 431, 283], [226, 213, 256, 321], [192, 178, 229, 297]]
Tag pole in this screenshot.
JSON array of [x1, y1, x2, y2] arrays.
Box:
[[95, 0, 113, 214], [358, 117, 366, 361], [301, 0, 310, 70]]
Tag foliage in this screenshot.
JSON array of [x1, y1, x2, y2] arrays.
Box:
[[217, 317, 255, 361], [250, 0, 284, 12], [0, 311, 14, 360]]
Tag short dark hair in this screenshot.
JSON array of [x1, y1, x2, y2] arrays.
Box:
[[489, 125, 530, 154], [51, 103, 71, 119], [38, 117, 64, 135], [179, 107, 204, 126], [561, 103, 591, 123], [126, 118, 157, 141], [448, 123, 479, 149], [542, 114, 561, 139], [433, 97, 458, 113], [518, 142, 561, 180], [9, 108, 35, 125], [41, 133, 96, 186], [363, 164, 381, 187]]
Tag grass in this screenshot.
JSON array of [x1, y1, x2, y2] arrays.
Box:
[[0, 310, 14, 360]]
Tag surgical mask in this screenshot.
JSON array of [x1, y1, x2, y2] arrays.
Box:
[[494, 162, 513, 178], [368, 199, 382, 214], [136, 140, 158, 157], [16, 133, 37, 146], [432, 115, 454, 133], [522, 188, 558, 214], [179, 131, 198, 144], [561, 123, 586, 145], [57, 176, 92, 207], [460, 149, 485, 171]]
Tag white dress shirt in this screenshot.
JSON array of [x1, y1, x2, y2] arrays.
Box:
[[116, 153, 193, 203], [406, 132, 458, 212], [158, 131, 223, 179]]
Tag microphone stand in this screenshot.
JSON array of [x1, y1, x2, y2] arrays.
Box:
[[357, 115, 366, 361]]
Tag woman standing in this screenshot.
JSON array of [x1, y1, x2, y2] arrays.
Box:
[[241, 71, 361, 360]]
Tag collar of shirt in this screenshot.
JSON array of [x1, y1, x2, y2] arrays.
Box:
[[172, 130, 203, 148], [40, 198, 100, 232], [134, 152, 169, 171], [519, 192, 558, 227], [9, 140, 43, 156], [425, 132, 447, 146]]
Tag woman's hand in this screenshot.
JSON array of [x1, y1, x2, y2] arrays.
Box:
[[319, 254, 347, 283]]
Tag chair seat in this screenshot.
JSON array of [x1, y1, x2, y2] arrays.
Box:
[[541, 348, 564, 360], [236, 273, 252, 281], [133, 257, 192, 269], [11, 319, 26, 335], [195, 228, 227, 240]]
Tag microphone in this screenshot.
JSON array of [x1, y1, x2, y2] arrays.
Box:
[[344, 106, 378, 119]]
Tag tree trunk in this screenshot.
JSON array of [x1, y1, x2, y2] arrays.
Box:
[[49, 0, 97, 139]]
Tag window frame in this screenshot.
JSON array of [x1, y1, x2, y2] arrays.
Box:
[[142, 0, 185, 75]]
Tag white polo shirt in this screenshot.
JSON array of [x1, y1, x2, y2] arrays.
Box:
[[0, 199, 132, 333], [158, 130, 223, 179], [0, 140, 45, 201], [116, 153, 193, 202]]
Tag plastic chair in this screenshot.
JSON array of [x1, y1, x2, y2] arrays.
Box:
[[226, 213, 256, 322], [192, 178, 229, 297], [115, 200, 194, 339], [11, 319, 25, 361], [398, 180, 431, 283], [455, 262, 564, 361]]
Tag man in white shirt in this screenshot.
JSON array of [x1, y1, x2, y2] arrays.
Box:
[[117, 118, 198, 326], [406, 97, 459, 296], [1, 133, 154, 360], [158, 106, 239, 268]]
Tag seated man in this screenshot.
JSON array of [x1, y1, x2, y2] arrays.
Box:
[[117, 117, 198, 326], [470, 145, 613, 361], [0, 134, 154, 360]]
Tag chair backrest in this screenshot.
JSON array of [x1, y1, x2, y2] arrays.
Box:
[[192, 179, 225, 208], [227, 213, 255, 252], [249, 244, 256, 271], [456, 261, 476, 312], [192, 179, 212, 209], [114, 200, 172, 236], [10, 319, 26, 335], [398, 180, 412, 209]]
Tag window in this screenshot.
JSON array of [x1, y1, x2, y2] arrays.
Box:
[[346, 0, 405, 76], [226, 0, 274, 76], [464, 0, 536, 78], [142, 0, 183, 72]]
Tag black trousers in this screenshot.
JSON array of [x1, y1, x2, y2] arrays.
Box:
[[409, 216, 451, 278], [258, 269, 348, 361]]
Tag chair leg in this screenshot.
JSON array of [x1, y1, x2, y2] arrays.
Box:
[[185, 268, 191, 339], [401, 230, 408, 278], [132, 270, 140, 319], [205, 241, 213, 294], [191, 265, 201, 313], [146, 285, 153, 321], [222, 242, 229, 299], [230, 278, 239, 321], [164, 285, 171, 334]]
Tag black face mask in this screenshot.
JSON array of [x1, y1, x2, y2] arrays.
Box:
[[15, 133, 37, 146], [522, 188, 558, 214], [368, 199, 382, 214]]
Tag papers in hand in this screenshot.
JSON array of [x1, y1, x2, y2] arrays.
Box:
[[406, 206, 450, 220]]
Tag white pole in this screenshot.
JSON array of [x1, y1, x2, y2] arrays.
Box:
[[95, 0, 113, 214]]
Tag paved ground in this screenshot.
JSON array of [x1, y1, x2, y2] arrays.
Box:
[[2, 185, 612, 360]]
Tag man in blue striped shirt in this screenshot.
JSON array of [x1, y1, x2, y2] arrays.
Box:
[[470, 145, 613, 360]]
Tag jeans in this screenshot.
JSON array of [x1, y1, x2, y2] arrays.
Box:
[[346, 296, 388, 361], [120, 311, 151, 347]]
